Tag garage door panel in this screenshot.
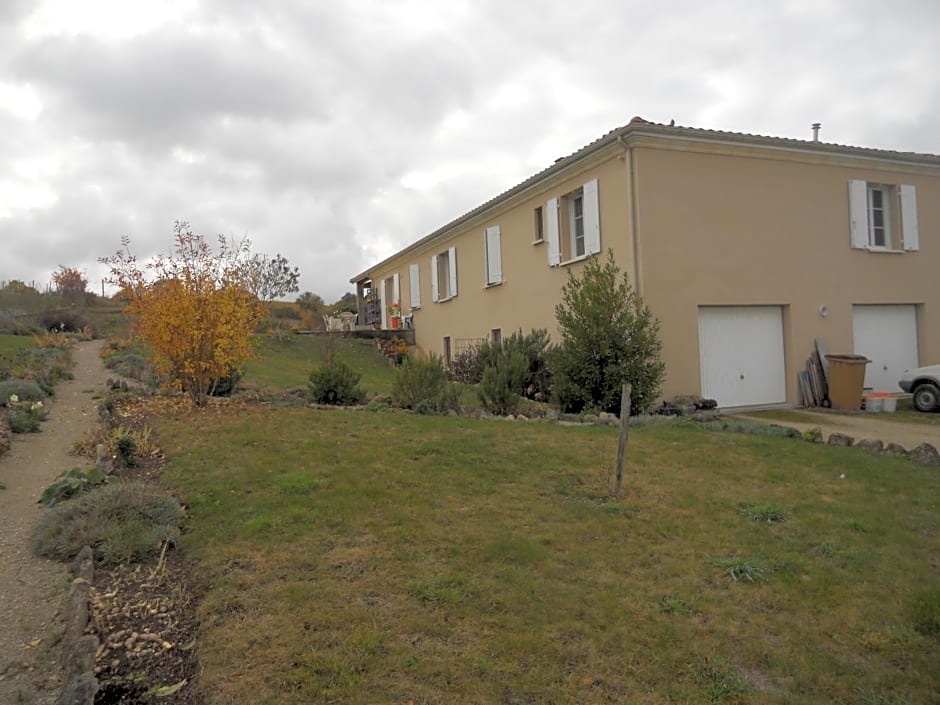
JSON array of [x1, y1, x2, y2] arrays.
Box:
[[852, 305, 918, 392], [699, 306, 786, 408]]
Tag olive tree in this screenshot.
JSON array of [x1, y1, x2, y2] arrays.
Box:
[[550, 250, 664, 415]]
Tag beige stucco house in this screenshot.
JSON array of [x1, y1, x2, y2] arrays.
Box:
[[351, 117, 939, 408]]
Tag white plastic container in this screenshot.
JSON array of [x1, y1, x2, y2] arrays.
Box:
[[881, 395, 898, 413], [864, 395, 883, 413]]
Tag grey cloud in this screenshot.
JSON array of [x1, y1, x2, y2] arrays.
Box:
[[11, 31, 328, 148]]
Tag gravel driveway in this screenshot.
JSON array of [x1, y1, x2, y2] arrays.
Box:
[[736, 408, 940, 450]]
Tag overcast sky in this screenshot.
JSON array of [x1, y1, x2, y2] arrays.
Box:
[[1, 0, 938, 301]]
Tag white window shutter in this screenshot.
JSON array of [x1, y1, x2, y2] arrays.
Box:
[[430, 255, 439, 302], [546, 197, 561, 265], [900, 184, 919, 251], [582, 179, 601, 255], [409, 263, 421, 308], [485, 225, 502, 284], [379, 277, 387, 328], [848, 179, 868, 249], [448, 246, 458, 297], [392, 272, 400, 308]]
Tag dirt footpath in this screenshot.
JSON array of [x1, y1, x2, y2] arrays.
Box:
[[736, 408, 940, 450], [0, 340, 107, 704]]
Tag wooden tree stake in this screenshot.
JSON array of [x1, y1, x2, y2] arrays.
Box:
[[614, 383, 631, 497]]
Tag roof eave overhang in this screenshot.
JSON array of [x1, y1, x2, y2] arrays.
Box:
[[350, 122, 940, 284]]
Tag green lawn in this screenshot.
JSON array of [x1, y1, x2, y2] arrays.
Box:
[[243, 335, 396, 395], [0, 333, 34, 360], [157, 407, 940, 705]]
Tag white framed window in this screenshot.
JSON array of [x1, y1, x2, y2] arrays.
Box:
[[849, 179, 919, 251], [546, 178, 601, 266], [868, 184, 890, 248], [533, 206, 544, 244], [408, 263, 421, 309], [430, 246, 457, 302], [569, 189, 585, 258], [484, 225, 502, 286]]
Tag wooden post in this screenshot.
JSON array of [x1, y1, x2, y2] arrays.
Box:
[[614, 383, 631, 497]]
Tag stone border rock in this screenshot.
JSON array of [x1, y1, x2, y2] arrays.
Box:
[[57, 546, 97, 705], [817, 431, 940, 465]]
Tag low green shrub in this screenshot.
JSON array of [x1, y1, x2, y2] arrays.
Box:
[[38, 309, 87, 333], [33, 481, 182, 564], [393, 355, 460, 414], [477, 349, 527, 415], [6, 402, 48, 432], [270, 305, 301, 320], [103, 352, 150, 379], [0, 380, 47, 404], [115, 432, 138, 467], [308, 360, 364, 405], [447, 345, 483, 384], [39, 467, 108, 507], [457, 330, 553, 400], [208, 367, 242, 397]]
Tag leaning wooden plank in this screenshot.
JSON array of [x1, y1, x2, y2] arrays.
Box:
[[815, 337, 830, 385], [810, 357, 824, 406], [807, 358, 821, 406], [799, 371, 812, 407]]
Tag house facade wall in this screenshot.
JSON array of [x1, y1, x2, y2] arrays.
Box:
[[633, 138, 938, 402], [354, 128, 939, 406]]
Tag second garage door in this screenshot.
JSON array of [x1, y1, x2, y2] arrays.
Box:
[[852, 304, 919, 392], [699, 306, 787, 408]]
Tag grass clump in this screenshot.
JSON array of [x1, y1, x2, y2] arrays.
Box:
[[713, 556, 772, 583], [693, 656, 750, 702], [659, 594, 696, 616], [39, 467, 108, 507], [33, 481, 182, 564], [909, 586, 940, 636], [739, 502, 788, 523]]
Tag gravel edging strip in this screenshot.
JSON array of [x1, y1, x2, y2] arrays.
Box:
[[57, 546, 97, 705]]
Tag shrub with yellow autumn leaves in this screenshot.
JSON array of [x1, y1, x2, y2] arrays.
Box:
[[100, 222, 266, 406]]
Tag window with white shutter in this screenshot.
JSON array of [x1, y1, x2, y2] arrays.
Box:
[[547, 179, 601, 265], [900, 184, 919, 251], [546, 197, 561, 266], [431, 247, 458, 301], [848, 179, 918, 252], [409, 263, 421, 308], [484, 225, 502, 285]]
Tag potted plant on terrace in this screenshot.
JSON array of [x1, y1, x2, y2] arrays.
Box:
[[389, 302, 401, 329]]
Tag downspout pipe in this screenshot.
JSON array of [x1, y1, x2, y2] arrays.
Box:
[[617, 134, 643, 296]]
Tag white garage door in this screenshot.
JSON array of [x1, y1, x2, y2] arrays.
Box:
[[852, 305, 918, 392], [699, 306, 787, 408]]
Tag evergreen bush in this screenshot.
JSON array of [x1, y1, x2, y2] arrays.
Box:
[[308, 359, 364, 405], [550, 250, 664, 415], [478, 350, 528, 415], [393, 355, 460, 414]]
